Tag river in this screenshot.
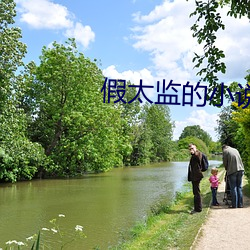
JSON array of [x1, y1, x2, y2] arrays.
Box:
[[0, 159, 222, 249]]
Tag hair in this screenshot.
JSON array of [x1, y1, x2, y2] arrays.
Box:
[[211, 167, 218, 174], [222, 144, 228, 149]]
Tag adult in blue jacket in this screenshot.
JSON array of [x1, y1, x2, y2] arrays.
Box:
[[222, 144, 244, 208]]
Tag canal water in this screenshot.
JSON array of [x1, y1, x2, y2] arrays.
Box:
[[0, 159, 221, 249]]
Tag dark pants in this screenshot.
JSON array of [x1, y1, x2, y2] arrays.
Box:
[[211, 187, 218, 205], [192, 181, 202, 212]]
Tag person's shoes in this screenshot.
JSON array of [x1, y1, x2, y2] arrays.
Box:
[[212, 203, 220, 206], [228, 205, 236, 208], [190, 209, 201, 214], [238, 205, 243, 208]]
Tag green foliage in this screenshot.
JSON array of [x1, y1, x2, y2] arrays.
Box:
[[179, 125, 212, 145], [190, 0, 226, 104], [172, 148, 190, 161], [24, 39, 128, 175], [178, 136, 209, 155], [189, 0, 250, 105], [127, 103, 174, 165], [115, 81, 141, 166], [0, 0, 27, 107], [230, 72, 250, 177], [0, 0, 176, 179], [3, 214, 86, 249], [140, 104, 174, 163], [128, 123, 153, 166], [0, 108, 50, 182], [0, 0, 48, 182], [209, 141, 222, 154], [216, 106, 240, 147], [221, 0, 250, 18], [31, 231, 40, 250]]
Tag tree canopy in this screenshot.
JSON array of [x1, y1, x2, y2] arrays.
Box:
[[0, 0, 48, 182], [179, 125, 212, 145], [178, 136, 209, 156]]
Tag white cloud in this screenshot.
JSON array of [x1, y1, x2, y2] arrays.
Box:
[[214, 7, 250, 81], [131, 0, 197, 82], [132, 1, 174, 23], [16, 0, 73, 29], [16, 0, 95, 48], [131, 0, 250, 83], [103, 65, 155, 99], [173, 110, 219, 141], [65, 22, 95, 48], [122, 0, 249, 143]]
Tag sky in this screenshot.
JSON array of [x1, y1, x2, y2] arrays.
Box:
[[14, 0, 250, 141]]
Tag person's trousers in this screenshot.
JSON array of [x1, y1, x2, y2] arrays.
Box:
[[192, 180, 202, 212], [211, 187, 218, 205], [228, 170, 244, 208]]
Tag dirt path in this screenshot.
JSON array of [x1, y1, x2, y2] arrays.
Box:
[[192, 173, 250, 250]]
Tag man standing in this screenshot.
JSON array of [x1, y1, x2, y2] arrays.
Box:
[[188, 143, 204, 214], [222, 144, 244, 208]]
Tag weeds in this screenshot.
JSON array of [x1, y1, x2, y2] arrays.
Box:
[[1, 214, 86, 250]]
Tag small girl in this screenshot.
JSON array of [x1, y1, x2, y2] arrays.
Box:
[[209, 168, 220, 206]]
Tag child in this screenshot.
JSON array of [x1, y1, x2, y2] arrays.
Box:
[[209, 168, 220, 206]]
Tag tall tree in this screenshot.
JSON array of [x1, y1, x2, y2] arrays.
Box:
[[178, 136, 209, 156], [142, 104, 174, 162], [116, 81, 140, 165], [216, 106, 240, 147], [179, 125, 212, 145], [25, 39, 127, 175], [230, 72, 250, 176], [0, 0, 26, 108], [0, 0, 46, 182]]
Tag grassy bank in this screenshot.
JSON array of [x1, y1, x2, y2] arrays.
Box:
[[111, 169, 225, 250]]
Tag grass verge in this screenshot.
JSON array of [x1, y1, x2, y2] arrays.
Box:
[[111, 170, 225, 250]]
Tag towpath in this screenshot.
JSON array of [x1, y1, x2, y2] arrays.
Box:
[[192, 173, 250, 250]]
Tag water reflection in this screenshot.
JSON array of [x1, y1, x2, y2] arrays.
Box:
[[0, 160, 221, 249]]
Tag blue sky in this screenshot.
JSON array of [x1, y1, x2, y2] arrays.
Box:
[[14, 0, 250, 141]]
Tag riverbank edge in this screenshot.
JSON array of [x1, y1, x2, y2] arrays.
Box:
[[110, 168, 226, 250]]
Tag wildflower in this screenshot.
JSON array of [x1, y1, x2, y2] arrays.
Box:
[[42, 228, 50, 231], [58, 214, 65, 217], [26, 236, 34, 241], [5, 240, 25, 246], [17, 242, 25, 246], [75, 225, 83, 232], [51, 228, 58, 233], [6, 240, 17, 245]]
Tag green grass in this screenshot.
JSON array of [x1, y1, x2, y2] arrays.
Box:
[[243, 177, 250, 197], [111, 170, 225, 250]]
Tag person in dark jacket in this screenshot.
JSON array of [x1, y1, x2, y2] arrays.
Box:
[[188, 143, 204, 214], [222, 144, 244, 208]]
